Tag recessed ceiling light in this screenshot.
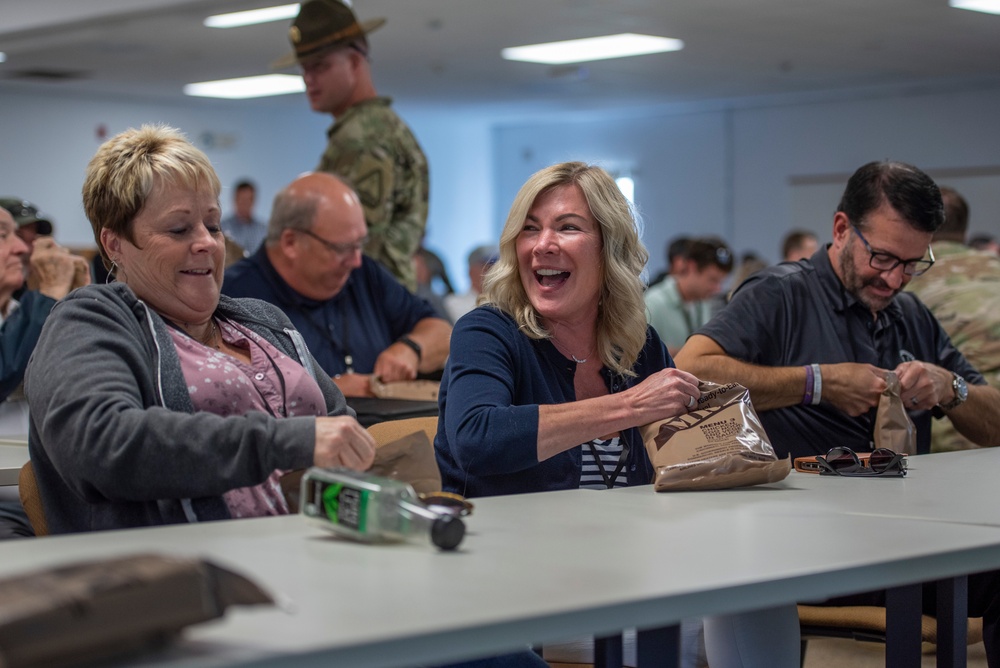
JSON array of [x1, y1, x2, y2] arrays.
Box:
[[950, 0, 1000, 15], [204, 4, 300, 28], [0, 53, 6, 63], [184, 74, 305, 99], [501, 33, 683, 65]]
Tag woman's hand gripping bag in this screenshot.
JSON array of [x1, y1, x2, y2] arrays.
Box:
[[640, 381, 791, 491]]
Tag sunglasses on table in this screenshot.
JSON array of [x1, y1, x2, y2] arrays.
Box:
[[815, 447, 907, 477]]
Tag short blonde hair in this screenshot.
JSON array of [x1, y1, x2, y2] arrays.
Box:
[[481, 162, 650, 376], [82, 124, 221, 268]]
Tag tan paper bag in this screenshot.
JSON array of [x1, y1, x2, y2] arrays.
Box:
[[367, 429, 443, 494], [874, 371, 917, 455], [640, 381, 791, 491]]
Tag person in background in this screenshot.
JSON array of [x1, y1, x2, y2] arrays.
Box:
[[906, 185, 1000, 451], [276, 0, 428, 292], [25, 125, 375, 535], [644, 236, 733, 355], [413, 247, 452, 322], [676, 159, 1000, 668], [0, 204, 89, 539], [969, 233, 1000, 255], [780, 229, 819, 262], [223, 172, 450, 398], [444, 243, 497, 323], [221, 179, 267, 256], [725, 250, 768, 301], [0, 198, 53, 255], [646, 235, 690, 288], [0, 201, 88, 433], [435, 162, 792, 668]]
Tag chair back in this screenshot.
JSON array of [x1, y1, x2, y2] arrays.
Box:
[[18, 460, 49, 536]]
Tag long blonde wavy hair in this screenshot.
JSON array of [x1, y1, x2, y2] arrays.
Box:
[[480, 162, 649, 377]]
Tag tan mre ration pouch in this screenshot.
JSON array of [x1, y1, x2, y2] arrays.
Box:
[[640, 381, 791, 491]]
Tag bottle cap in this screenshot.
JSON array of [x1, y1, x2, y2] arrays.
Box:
[[430, 514, 466, 550]]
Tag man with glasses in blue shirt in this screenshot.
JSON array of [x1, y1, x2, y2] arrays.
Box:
[[223, 172, 450, 398], [676, 160, 1000, 459]]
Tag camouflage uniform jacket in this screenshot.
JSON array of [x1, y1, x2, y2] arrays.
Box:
[[907, 241, 1000, 451], [318, 96, 428, 292]]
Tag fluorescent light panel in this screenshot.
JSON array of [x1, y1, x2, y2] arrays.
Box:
[[184, 74, 304, 99], [950, 0, 1000, 14], [615, 177, 635, 204], [205, 4, 300, 28], [502, 33, 683, 65], [0, 53, 6, 63]]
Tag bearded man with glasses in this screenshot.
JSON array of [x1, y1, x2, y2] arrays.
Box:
[[676, 160, 1000, 460], [675, 160, 1000, 668]]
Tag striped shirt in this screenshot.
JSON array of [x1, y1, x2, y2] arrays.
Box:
[[580, 436, 629, 490]]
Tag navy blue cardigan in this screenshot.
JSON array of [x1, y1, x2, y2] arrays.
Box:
[[435, 306, 671, 498]]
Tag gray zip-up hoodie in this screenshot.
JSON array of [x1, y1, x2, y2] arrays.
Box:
[[24, 283, 351, 534]]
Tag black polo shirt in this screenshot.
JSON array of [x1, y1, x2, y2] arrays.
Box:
[[697, 246, 984, 458]]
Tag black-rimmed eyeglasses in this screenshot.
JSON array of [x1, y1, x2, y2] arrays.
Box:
[[816, 446, 907, 477], [850, 224, 935, 276], [297, 229, 367, 256]]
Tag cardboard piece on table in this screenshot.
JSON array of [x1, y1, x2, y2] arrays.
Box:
[[370, 378, 440, 402], [0, 554, 273, 668]]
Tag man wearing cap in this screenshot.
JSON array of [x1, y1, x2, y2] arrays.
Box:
[[0, 202, 88, 538], [277, 0, 429, 293], [0, 200, 88, 407], [0, 198, 54, 251]]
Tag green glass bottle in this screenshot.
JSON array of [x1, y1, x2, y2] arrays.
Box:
[[300, 468, 465, 550]]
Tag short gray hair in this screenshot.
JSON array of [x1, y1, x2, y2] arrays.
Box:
[[266, 189, 318, 245]]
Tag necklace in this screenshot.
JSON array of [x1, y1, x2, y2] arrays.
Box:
[[553, 339, 594, 365], [202, 319, 220, 350]]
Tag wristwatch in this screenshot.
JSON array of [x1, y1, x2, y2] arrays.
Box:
[[939, 373, 969, 411], [396, 335, 422, 362]]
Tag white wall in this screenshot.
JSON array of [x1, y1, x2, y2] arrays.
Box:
[[494, 85, 1000, 276], [0, 88, 328, 247], [0, 88, 494, 291], [4, 82, 1000, 288]]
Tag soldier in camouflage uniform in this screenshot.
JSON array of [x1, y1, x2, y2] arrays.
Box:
[[907, 186, 1000, 451], [275, 0, 428, 292]]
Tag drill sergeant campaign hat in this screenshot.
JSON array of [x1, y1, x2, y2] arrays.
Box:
[[0, 198, 53, 235], [272, 0, 386, 69]]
